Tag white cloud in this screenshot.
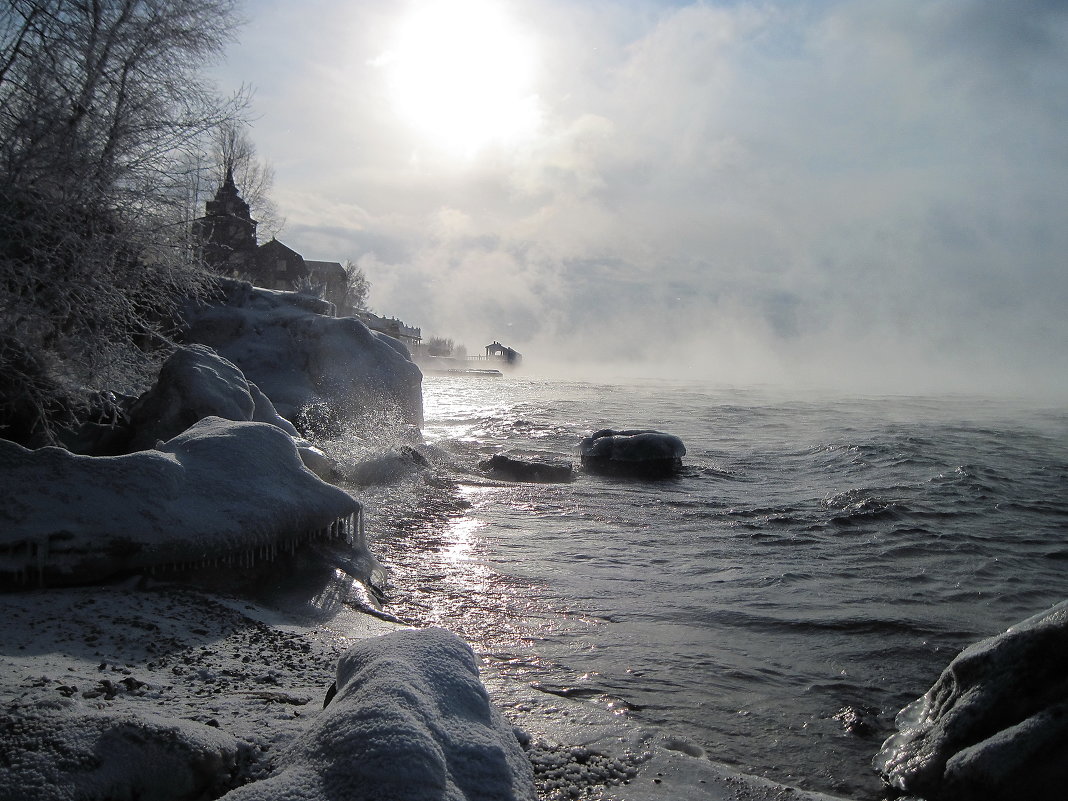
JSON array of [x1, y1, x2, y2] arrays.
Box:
[[214, 0, 1068, 395]]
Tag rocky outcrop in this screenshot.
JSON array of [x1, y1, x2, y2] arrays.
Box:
[[578, 429, 686, 478], [478, 453, 573, 483], [874, 600, 1068, 800], [0, 417, 361, 588], [220, 627, 536, 801], [182, 280, 422, 438]]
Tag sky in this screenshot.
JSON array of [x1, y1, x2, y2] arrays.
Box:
[[212, 0, 1068, 395]]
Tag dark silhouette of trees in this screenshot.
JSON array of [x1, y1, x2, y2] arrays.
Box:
[[0, 0, 248, 444]]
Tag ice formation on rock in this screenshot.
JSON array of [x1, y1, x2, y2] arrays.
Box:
[[183, 280, 423, 435], [0, 701, 243, 801], [220, 627, 536, 801], [874, 600, 1068, 800], [0, 417, 361, 587], [578, 429, 686, 478]]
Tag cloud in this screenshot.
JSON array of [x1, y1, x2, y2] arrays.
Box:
[[214, 0, 1068, 395]]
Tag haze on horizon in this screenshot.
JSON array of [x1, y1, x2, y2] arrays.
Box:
[[214, 0, 1068, 397]]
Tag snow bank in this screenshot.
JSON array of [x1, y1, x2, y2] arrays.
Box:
[[220, 627, 536, 801], [183, 281, 423, 436], [0, 701, 243, 801], [0, 417, 361, 587], [874, 600, 1068, 800]]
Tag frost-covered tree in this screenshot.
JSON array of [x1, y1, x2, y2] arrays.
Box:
[[0, 0, 248, 444], [343, 260, 371, 314]]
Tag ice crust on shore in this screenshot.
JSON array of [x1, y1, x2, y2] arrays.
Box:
[[220, 627, 536, 801], [0, 417, 361, 586], [874, 599, 1068, 800]]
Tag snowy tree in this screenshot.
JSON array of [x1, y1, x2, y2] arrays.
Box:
[[343, 260, 371, 313], [0, 0, 248, 444]]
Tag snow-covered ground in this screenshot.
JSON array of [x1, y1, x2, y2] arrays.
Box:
[[0, 569, 847, 801]]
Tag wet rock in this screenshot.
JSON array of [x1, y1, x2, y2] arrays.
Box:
[[874, 600, 1068, 800], [578, 429, 686, 478], [479, 454, 573, 483], [346, 446, 430, 486]]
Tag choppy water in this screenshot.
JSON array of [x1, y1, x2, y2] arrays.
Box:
[[349, 375, 1068, 799]]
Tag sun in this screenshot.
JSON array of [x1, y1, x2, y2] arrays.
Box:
[[380, 0, 540, 157]]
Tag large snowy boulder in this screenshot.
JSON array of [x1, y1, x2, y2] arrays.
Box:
[[0, 417, 361, 587], [183, 281, 422, 437], [122, 344, 336, 478], [0, 701, 243, 801], [578, 429, 686, 478], [220, 627, 536, 801], [126, 344, 279, 450], [874, 600, 1068, 800]]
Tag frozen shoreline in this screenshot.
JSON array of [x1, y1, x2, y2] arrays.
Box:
[[1, 567, 850, 801]]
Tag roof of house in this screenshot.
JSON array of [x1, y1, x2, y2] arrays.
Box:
[[305, 260, 347, 283]]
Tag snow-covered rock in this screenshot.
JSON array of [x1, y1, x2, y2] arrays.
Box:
[[345, 446, 430, 486], [125, 344, 258, 450], [0, 417, 361, 587], [220, 627, 536, 801], [478, 453, 574, 483], [578, 429, 686, 478], [0, 701, 243, 801], [183, 281, 423, 437], [874, 600, 1068, 800]]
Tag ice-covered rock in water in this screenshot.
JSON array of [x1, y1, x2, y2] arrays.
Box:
[[478, 453, 573, 483], [0, 417, 361, 587], [874, 600, 1068, 800], [183, 280, 422, 436], [0, 700, 243, 801], [578, 429, 686, 478], [345, 446, 430, 486], [220, 627, 536, 801]]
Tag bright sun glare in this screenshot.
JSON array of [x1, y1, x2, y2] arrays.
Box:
[[382, 0, 540, 157]]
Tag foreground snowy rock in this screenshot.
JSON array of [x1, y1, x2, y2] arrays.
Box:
[[183, 281, 423, 436], [221, 627, 536, 801], [0, 417, 360, 587], [0, 703, 243, 801], [578, 429, 686, 478], [874, 600, 1068, 800]]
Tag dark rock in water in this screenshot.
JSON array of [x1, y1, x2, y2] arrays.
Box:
[[578, 429, 686, 478], [346, 446, 430, 486], [874, 600, 1068, 801], [478, 453, 573, 483]]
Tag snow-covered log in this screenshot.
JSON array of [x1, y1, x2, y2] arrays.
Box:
[[0, 417, 361, 587], [874, 600, 1068, 800], [220, 627, 536, 801], [183, 281, 423, 436]]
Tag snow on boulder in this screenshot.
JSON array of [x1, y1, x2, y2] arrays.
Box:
[[183, 280, 423, 437], [0, 417, 361, 587], [125, 344, 257, 451], [578, 429, 686, 478], [220, 627, 536, 801], [874, 600, 1068, 800], [0, 700, 244, 801]]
